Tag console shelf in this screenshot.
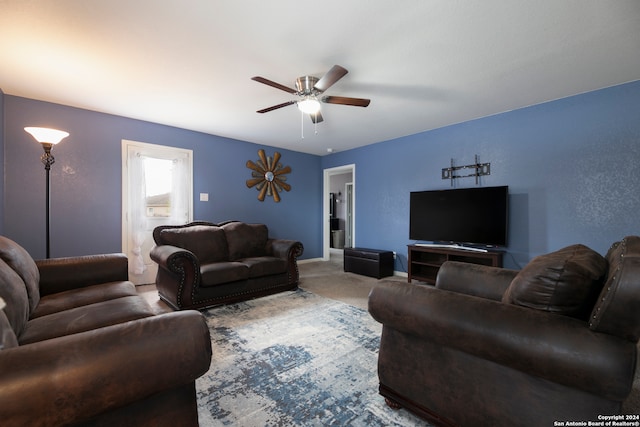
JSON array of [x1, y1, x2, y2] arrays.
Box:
[[408, 244, 503, 284]]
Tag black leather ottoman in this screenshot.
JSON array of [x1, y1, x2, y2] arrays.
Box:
[[344, 248, 394, 279]]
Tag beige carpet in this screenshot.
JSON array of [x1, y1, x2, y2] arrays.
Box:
[[297, 252, 406, 311]]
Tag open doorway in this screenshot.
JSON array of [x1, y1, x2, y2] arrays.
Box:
[[323, 164, 355, 260]]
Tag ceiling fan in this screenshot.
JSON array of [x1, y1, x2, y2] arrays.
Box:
[[251, 65, 370, 123]]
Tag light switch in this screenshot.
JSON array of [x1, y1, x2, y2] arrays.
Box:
[[200, 193, 209, 202]]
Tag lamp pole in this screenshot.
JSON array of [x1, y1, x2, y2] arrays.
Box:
[[41, 143, 55, 259], [24, 127, 69, 259]]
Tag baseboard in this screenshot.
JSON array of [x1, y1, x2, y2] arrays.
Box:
[[298, 257, 325, 264]]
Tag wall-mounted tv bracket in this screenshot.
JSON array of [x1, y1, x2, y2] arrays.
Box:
[[441, 154, 491, 186]]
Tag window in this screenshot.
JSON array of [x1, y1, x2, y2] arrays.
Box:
[[122, 140, 193, 284]]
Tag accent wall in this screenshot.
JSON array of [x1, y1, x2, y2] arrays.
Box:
[[321, 80, 640, 270]]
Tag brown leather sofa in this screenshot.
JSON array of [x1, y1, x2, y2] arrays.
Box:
[[150, 221, 304, 310], [369, 236, 640, 427], [0, 235, 212, 427]]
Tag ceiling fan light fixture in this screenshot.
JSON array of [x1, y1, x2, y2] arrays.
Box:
[[252, 65, 369, 124], [297, 96, 321, 115]]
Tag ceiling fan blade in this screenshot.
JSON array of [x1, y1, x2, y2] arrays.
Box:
[[313, 65, 348, 93], [251, 76, 297, 94], [310, 111, 324, 124], [256, 101, 296, 114], [322, 96, 370, 107]]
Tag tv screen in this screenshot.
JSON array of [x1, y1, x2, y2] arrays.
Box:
[[409, 186, 509, 247]]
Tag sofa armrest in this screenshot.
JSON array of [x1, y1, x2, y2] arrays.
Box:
[[0, 311, 212, 426], [267, 239, 304, 260], [368, 281, 636, 400], [150, 245, 200, 310], [435, 261, 518, 301], [36, 253, 130, 296], [267, 239, 304, 286], [150, 245, 197, 270]]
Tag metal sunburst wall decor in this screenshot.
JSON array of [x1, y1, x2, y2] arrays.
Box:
[[246, 149, 291, 202]]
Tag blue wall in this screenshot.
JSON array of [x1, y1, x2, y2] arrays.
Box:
[[322, 81, 640, 270], [2, 96, 322, 260], [2, 81, 639, 268]]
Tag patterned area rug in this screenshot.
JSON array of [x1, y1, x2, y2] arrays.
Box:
[[196, 289, 431, 426]]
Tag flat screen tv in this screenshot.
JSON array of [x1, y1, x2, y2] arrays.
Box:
[[409, 185, 509, 247]]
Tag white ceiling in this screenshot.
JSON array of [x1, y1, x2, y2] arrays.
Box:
[[1, 1, 639, 156]]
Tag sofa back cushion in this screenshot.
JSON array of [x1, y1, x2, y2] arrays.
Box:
[[159, 225, 229, 263], [589, 236, 640, 341], [222, 222, 268, 261], [502, 244, 607, 320]]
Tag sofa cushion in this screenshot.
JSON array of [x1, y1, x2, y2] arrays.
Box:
[[240, 257, 287, 278], [589, 236, 640, 340], [30, 281, 139, 319], [222, 222, 268, 261], [160, 225, 228, 263], [200, 262, 249, 287], [0, 236, 40, 313], [18, 296, 156, 345], [502, 244, 607, 319]]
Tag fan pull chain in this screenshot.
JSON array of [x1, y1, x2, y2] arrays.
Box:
[[300, 111, 321, 139]]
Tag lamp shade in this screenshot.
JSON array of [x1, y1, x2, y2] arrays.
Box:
[[24, 127, 69, 144], [297, 97, 321, 115]]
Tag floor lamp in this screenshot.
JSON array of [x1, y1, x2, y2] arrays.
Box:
[[24, 127, 69, 258]]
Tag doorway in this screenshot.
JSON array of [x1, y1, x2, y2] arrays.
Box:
[[122, 140, 193, 285], [323, 164, 355, 260]]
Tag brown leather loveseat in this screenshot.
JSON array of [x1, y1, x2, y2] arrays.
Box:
[[369, 236, 640, 426], [0, 235, 212, 427], [150, 221, 304, 310]]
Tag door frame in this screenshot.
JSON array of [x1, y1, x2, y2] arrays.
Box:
[[323, 164, 355, 260], [345, 181, 354, 248]]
